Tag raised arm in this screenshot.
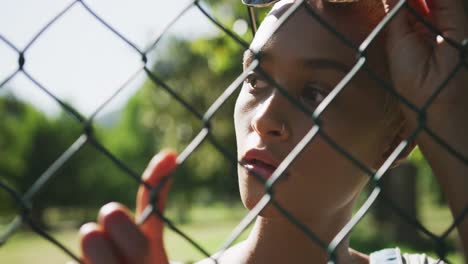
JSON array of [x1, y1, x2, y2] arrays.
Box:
[[386, 0, 468, 258]]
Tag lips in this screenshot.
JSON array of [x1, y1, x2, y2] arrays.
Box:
[[240, 149, 287, 180]]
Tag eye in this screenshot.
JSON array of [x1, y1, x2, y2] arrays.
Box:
[[245, 72, 269, 92], [301, 82, 329, 106]]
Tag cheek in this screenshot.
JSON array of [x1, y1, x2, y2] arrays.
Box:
[[234, 88, 255, 138], [267, 137, 362, 211], [233, 95, 243, 132], [316, 87, 387, 168], [292, 139, 369, 205]]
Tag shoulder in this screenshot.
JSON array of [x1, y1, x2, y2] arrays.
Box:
[[369, 248, 445, 264]]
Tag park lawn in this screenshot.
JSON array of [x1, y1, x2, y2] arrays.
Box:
[[0, 203, 463, 263], [0, 220, 248, 264], [1, 224, 462, 264], [0, 205, 250, 264]]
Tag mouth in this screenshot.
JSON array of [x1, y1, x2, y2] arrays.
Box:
[[240, 149, 289, 181], [242, 159, 277, 180]]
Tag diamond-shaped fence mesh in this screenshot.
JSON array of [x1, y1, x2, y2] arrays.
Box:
[[0, 0, 467, 263]]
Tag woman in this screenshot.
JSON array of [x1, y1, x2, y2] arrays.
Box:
[[79, 0, 468, 263]]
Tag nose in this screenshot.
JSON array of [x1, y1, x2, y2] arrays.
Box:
[[251, 90, 290, 141]]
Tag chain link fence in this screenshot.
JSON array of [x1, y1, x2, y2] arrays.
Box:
[[1, 0, 467, 263]]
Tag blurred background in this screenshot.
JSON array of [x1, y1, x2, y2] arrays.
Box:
[[1, 0, 467, 263]]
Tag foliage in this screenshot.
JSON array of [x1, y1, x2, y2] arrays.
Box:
[[409, 147, 446, 205], [0, 94, 46, 212], [0, 95, 138, 223]]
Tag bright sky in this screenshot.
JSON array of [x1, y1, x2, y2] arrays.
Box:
[[0, 0, 220, 117]]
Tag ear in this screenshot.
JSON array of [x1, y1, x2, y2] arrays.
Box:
[[377, 118, 417, 169]]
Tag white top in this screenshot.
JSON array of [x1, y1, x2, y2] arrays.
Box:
[[172, 247, 445, 264], [369, 248, 445, 264]]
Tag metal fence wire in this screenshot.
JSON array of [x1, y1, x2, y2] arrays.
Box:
[[0, 0, 467, 263]]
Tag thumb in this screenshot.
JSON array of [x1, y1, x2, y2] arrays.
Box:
[[385, 0, 432, 74], [136, 149, 178, 263], [386, 0, 419, 53]]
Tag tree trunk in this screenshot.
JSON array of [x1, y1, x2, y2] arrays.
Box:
[[373, 162, 427, 246]]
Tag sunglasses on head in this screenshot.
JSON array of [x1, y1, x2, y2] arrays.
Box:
[[242, 0, 280, 6], [241, 0, 358, 35], [242, 0, 279, 35]]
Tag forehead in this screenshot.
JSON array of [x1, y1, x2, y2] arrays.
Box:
[[244, 4, 357, 70]]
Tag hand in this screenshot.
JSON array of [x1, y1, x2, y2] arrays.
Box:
[[79, 150, 177, 264], [386, 0, 468, 122]]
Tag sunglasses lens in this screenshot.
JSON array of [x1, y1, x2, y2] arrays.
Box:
[[241, 0, 280, 7]]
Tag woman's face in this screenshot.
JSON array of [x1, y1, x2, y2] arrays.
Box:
[[234, 1, 396, 219]]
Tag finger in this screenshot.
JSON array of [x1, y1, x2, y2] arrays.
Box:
[[79, 222, 120, 264], [136, 150, 177, 263], [137, 149, 177, 228], [98, 203, 149, 263]]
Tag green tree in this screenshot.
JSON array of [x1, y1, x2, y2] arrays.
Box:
[[108, 1, 254, 219], [0, 95, 47, 214]]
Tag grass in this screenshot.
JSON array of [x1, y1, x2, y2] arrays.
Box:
[[0, 228, 78, 264], [0, 222, 248, 264], [0, 203, 464, 263], [0, 204, 250, 264]]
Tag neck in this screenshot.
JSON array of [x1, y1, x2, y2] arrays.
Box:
[[243, 207, 356, 264]]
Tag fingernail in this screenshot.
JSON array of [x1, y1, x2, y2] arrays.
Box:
[[143, 151, 178, 183], [98, 202, 125, 223], [149, 149, 177, 169], [410, 0, 430, 16], [79, 222, 100, 238]]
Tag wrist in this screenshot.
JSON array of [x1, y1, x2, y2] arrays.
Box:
[[402, 102, 467, 131], [399, 103, 467, 160]]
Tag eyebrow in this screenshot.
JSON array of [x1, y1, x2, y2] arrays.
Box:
[[243, 49, 351, 74]]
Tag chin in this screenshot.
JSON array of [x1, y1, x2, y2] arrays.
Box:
[[239, 174, 286, 218], [242, 195, 282, 218]]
